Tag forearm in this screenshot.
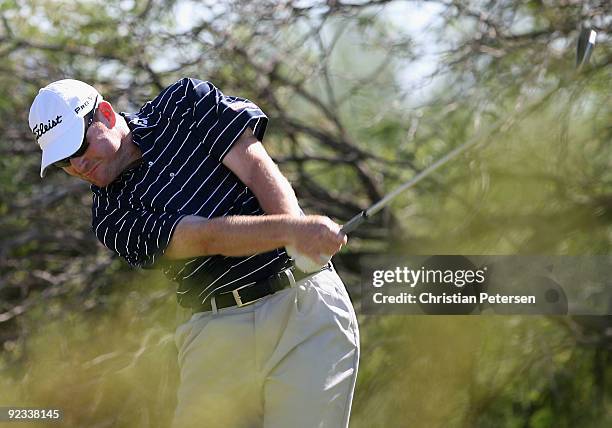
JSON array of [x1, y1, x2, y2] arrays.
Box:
[[165, 214, 297, 260], [222, 128, 302, 216], [249, 160, 302, 216]]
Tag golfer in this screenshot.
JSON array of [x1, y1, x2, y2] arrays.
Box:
[[29, 78, 359, 427]]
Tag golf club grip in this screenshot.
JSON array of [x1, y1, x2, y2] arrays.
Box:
[[341, 211, 367, 234]]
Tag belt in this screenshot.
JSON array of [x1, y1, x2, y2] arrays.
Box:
[[194, 263, 332, 313]]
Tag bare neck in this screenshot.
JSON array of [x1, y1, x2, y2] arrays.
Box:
[[121, 131, 143, 171]]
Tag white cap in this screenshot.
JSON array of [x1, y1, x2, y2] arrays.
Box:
[[28, 79, 102, 177]]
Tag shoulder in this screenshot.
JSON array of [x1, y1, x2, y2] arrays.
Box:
[[171, 78, 216, 98], [147, 78, 219, 114]]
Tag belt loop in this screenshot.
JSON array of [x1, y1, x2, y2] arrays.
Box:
[[285, 269, 296, 287], [211, 296, 218, 314]]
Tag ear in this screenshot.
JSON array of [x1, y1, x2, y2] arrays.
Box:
[[96, 101, 116, 128]]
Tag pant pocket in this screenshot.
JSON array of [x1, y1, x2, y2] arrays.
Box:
[[293, 273, 336, 316], [318, 271, 360, 348], [175, 312, 214, 368], [293, 281, 313, 315]]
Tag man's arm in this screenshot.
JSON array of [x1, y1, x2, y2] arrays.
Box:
[[222, 127, 302, 216], [164, 214, 343, 260], [164, 127, 346, 261]]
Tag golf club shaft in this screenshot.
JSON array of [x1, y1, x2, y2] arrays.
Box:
[[341, 119, 496, 234], [341, 28, 596, 235], [341, 85, 563, 234], [577, 30, 597, 71]]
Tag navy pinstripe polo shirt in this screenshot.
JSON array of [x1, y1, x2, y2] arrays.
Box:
[[91, 77, 292, 309]]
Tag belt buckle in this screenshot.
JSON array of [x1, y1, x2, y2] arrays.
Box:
[[231, 282, 258, 308]]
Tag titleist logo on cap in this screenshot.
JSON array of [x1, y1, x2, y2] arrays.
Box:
[[32, 115, 62, 141]]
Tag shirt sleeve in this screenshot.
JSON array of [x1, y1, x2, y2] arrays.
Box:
[[91, 190, 186, 269], [186, 78, 269, 162]]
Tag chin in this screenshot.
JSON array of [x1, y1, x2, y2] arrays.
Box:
[[72, 164, 120, 187], [92, 178, 115, 187], [86, 172, 114, 187]]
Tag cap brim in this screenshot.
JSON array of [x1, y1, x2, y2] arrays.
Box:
[[40, 117, 85, 177]]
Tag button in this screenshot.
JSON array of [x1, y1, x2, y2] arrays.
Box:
[[169, 172, 175, 178], [148, 161, 153, 166]]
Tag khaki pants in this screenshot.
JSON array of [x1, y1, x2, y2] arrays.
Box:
[[172, 267, 360, 428]]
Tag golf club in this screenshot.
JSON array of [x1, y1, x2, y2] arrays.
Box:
[[341, 27, 598, 234], [576, 28, 597, 71]]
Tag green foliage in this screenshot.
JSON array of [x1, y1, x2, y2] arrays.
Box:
[[0, 1, 610, 427], [0, 270, 179, 428]]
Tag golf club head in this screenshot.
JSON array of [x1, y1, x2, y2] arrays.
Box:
[[576, 28, 597, 70]]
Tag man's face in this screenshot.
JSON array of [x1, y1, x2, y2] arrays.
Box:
[[62, 107, 124, 187]]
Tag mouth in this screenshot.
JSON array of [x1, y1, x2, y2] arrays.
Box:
[[83, 163, 99, 179]]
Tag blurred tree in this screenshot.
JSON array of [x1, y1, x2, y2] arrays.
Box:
[[0, 0, 610, 427]]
